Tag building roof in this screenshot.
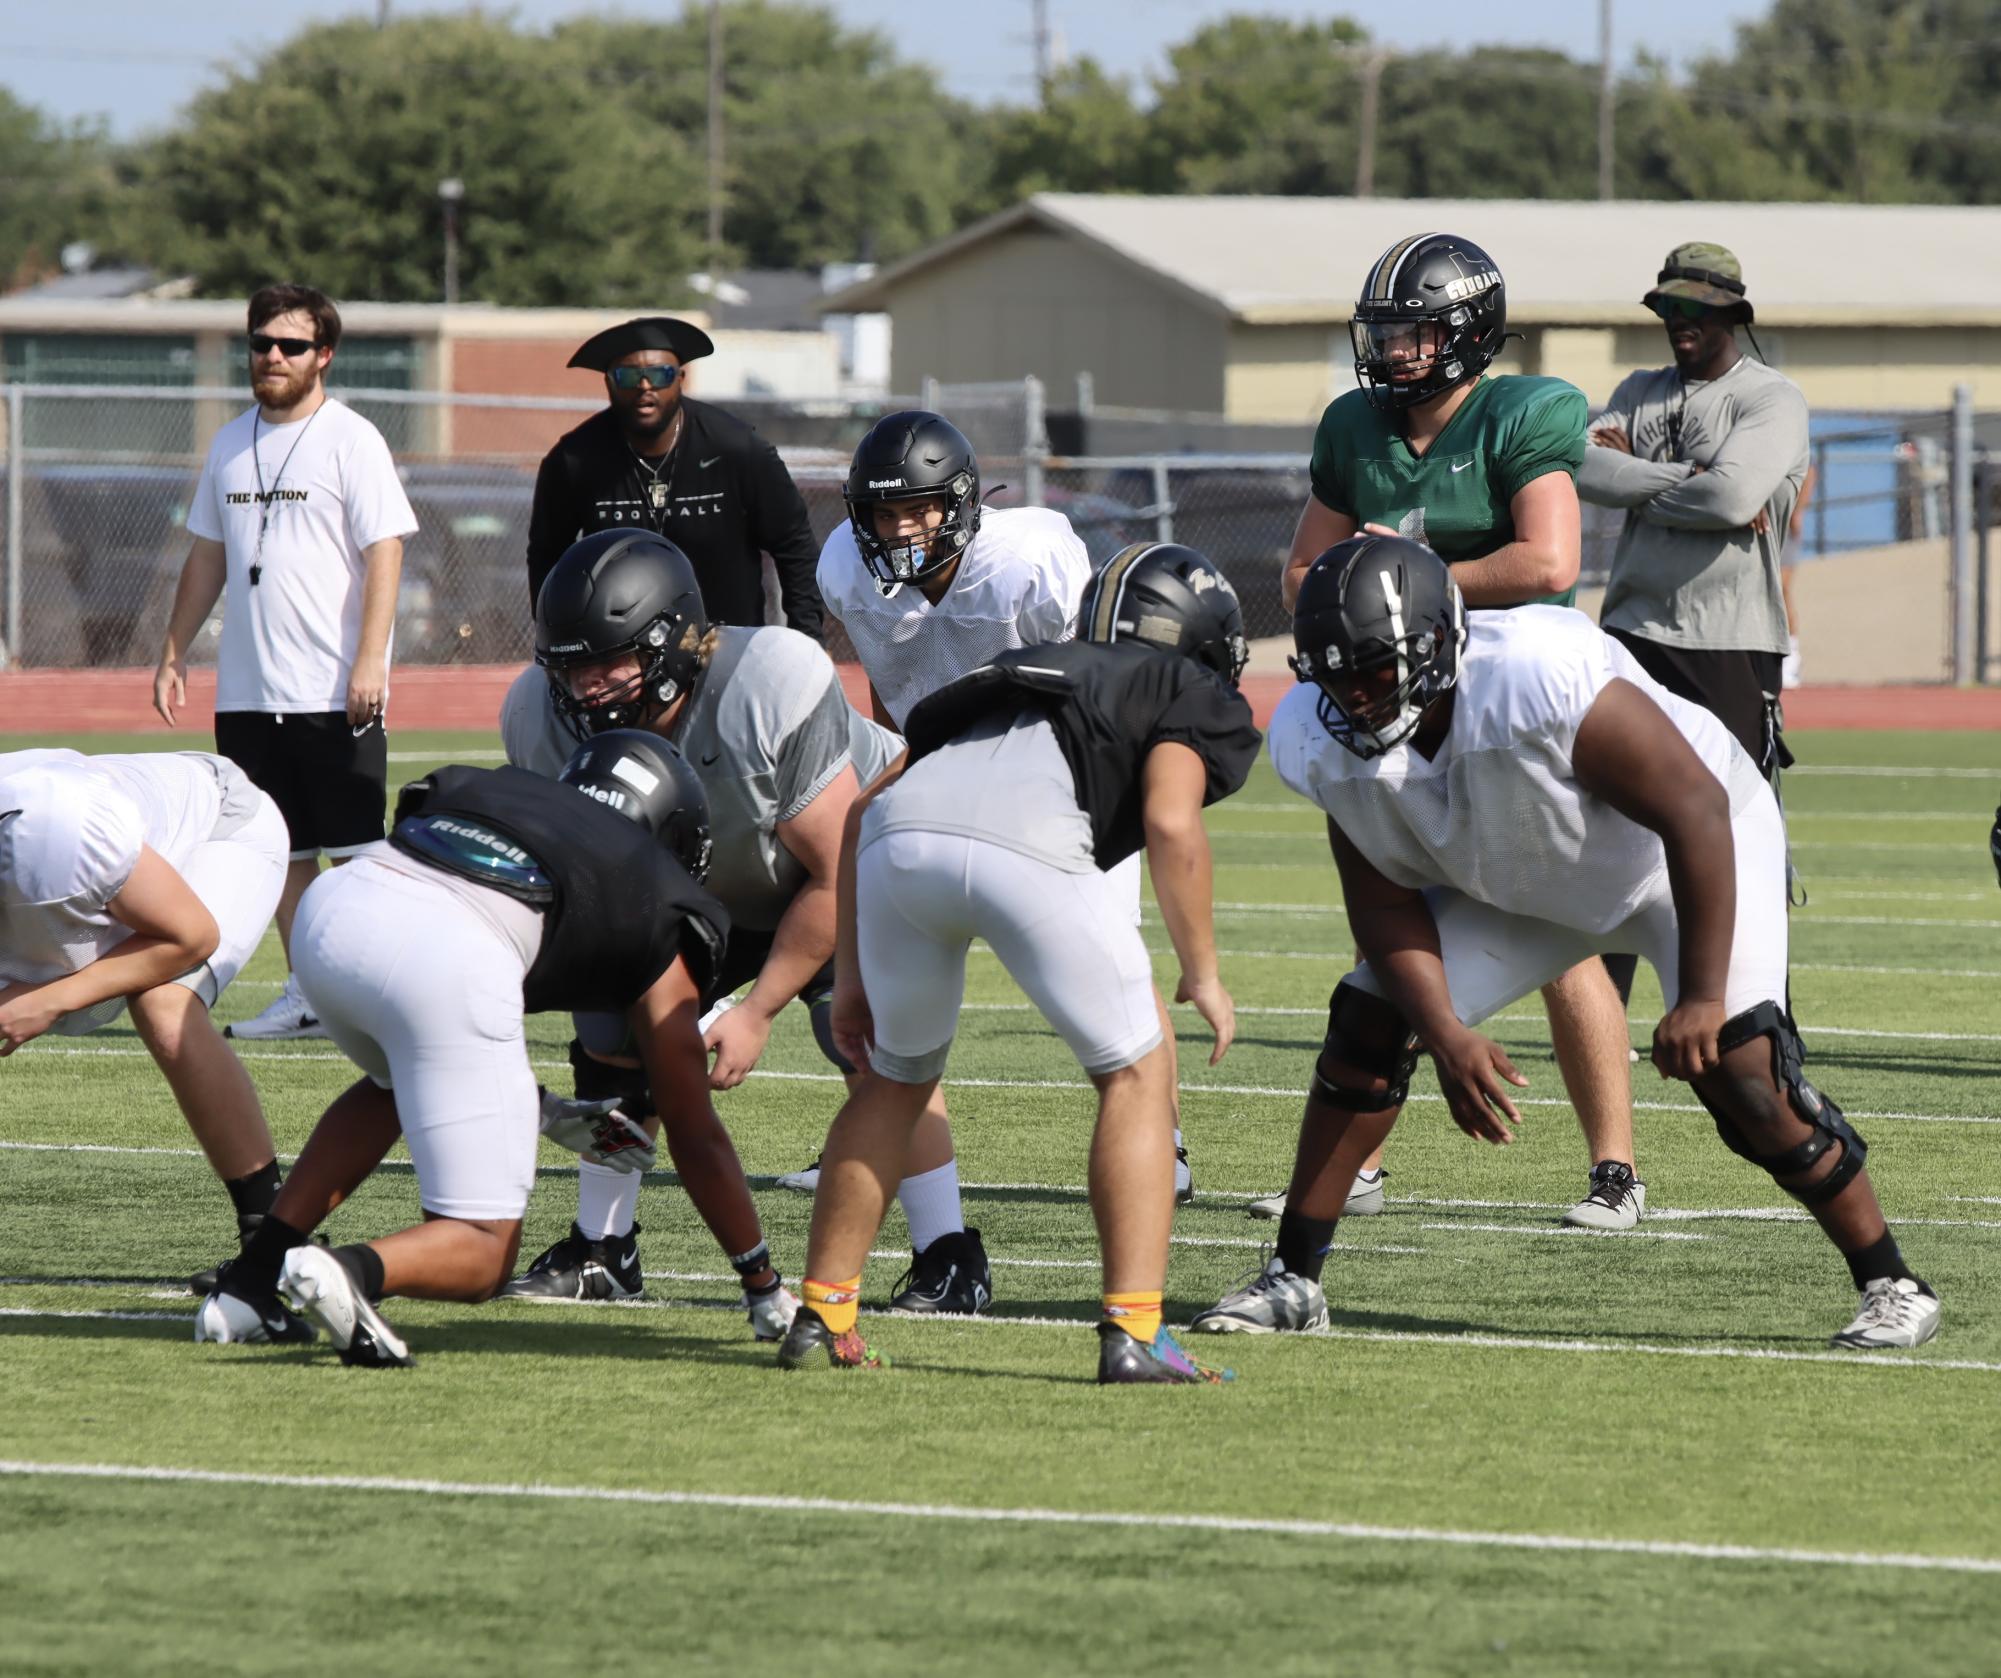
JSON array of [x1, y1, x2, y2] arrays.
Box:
[[822, 194, 2001, 327]]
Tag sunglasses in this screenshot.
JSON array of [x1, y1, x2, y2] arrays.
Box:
[[1649, 297, 1720, 324], [609, 364, 682, 391], [248, 333, 319, 358]]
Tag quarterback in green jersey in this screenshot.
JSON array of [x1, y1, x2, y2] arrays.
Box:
[[1242, 232, 1644, 1250]]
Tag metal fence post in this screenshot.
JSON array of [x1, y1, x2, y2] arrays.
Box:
[[1950, 384, 1975, 684], [1977, 459, 1992, 684], [1022, 374, 1047, 509], [4, 384, 22, 668], [919, 375, 940, 414], [1151, 457, 1173, 545]]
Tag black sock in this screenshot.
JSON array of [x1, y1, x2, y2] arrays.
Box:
[[225, 1160, 283, 1226], [1276, 1208, 1338, 1283], [1843, 1230, 1919, 1292], [332, 1243, 388, 1304], [236, 1213, 311, 1292]]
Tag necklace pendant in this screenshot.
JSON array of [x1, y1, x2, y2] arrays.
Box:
[[648, 482, 669, 511]]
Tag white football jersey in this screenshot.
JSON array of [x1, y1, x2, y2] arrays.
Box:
[[817, 505, 1092, 729], [1268, 606, 1765, 935]]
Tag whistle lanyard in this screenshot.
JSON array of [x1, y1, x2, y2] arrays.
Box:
[[249, 405, 323, 586]]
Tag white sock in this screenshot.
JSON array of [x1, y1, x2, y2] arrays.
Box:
[[577, 1161, 640, 1240], [898, 1159, 965, 1253], [1174, 1126, 1184, 1149]]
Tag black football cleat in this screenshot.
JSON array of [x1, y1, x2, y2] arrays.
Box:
[[498, 1222, 643, 1301], [1096, 1322, 1233, 1385], [887, 1227, 992, 1315], [775, 1306, 885, 1371]]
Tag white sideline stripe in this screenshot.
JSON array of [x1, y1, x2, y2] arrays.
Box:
[[1484, 1013, 2001, 1046], [1, 1460, 1995, 1575], [0, 1307, 180, 1324], [1423, 1221, 1708, 1242], [1787, 765, 1995, 780]]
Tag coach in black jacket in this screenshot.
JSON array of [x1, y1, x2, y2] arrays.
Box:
[[525, 316, 825, 641]]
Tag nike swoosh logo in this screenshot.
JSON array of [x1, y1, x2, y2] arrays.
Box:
[[699, 455, 721, 469], [1450, 460, 1473, 473], [701, 751, 720, 766]]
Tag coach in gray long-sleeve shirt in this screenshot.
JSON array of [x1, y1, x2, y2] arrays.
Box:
[[1579, 241, 1808, 775]]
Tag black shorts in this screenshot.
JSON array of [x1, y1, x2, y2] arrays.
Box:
[[1606, 631, 1784, 777], [213, 711, 388, 859], [708, 927, 835, 1008]]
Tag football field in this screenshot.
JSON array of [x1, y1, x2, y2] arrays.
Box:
[[4, 726, 1999, 1676]]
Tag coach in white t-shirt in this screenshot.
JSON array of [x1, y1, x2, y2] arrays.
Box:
[[153, 283, 418, 1041]]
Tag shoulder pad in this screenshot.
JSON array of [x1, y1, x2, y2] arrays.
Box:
[[903, 647, 1079, 760]]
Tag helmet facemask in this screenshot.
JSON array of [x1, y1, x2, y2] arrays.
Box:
[[845, 477, 980, 595], [539, 613, 697, 742], [1291, 581, 1464, 760], [1351, 308, 1483, 413]]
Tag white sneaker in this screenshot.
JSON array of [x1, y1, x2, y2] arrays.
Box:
[[225, 974, 328, 1041], [1175, 1146, 1194, 1206], [1782, 633, 1802, 691], [1247, 1168, 1385, 1221], [1561, 1162, 1647, 1230], [280, 1245, 413, 1368], [776, 1156, 822, 1194], [1189, 1254, 1331, 1335], [1832, 1277, 1940, 1349]]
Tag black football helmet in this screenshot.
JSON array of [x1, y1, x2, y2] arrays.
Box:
[[558, 729, 713, 881], [1290, 534, 1465, 759], [1350, 232, 1507, 413], [535, 528, 708, 740], [1079, 542, 1250, 685], [842, 410, 982, 592]]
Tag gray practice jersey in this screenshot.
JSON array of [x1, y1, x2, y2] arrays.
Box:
[[501, 626, 901, 931], [1578, 357, 1808, 656]]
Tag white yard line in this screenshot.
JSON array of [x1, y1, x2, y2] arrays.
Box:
[[0, 1459, 1993, 1574], [1420, 1221, 1708, 1242]]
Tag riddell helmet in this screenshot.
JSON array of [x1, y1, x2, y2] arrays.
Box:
[[1350, 232, 1507, 414], [1290, 534, 1465, 759], [842, 410, 982, 592], [535, 528, 708, 739], [1079, 542, 1250, 686], [558, 729, 713, 881]]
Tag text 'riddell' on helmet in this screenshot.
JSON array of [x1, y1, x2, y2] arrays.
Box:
[[1079, 542, 1250, 685], [558, 728, 714, 881], [1290, 533, 1466, 759], [1350, 232, 1507, 414], [842, 410, 982, 592], [534, 528, 709, 740]]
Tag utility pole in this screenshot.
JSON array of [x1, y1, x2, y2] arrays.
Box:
[[376, 0, 390, 26], [1031, 0, 1052, 104], [438, 177, 464, 305], [1598, 0, 1615, 200], [707, 0, 726, 272], [1355, 51, 1389, 199]]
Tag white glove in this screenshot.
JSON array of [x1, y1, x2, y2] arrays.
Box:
[[698, 994, 737, 1036], [536, 1088, 658, 1174], [744, 1281, 800, 1342]]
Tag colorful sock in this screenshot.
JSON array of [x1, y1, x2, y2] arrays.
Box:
[[1276, 1207, 1338, 1283], [898, 1159, 964, 1253], [1102, 1289, 1163, 1346], [578, 1160, 641, 1240], [803, 1275, 863, 1336]]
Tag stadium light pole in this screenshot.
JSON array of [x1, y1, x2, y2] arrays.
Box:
[[1598, 0, 1615, 200], [707, 0, 725, 274], [439, 177, 464, 307]]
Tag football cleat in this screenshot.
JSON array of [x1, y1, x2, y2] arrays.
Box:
[[194, 1262, 317, 1346], [1561, 1162, 1647, 1231], [1248, 1168, 1386, 1222], [1096, 1322, 1233, 1385], [745, 1280, 801, 1343], [775, 1155, 822, 1194], [223, 974, 328, 1041], [775, 1305, 885, 1370], [1189, 1253, 1331, 1335], [497, 1222, 643, 1301], [1831, 1277, 1941, 1350], [887, 1227, 992, 1315], [280, 1245, 413, 1369], [1175, 1146, 1194, 1207]]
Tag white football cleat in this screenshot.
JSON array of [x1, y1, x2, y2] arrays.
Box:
[[1832, 1277, 1940, 1350], [225, 974, 329, 1041], [776, 1155, 822, 1194], [280, 1245, 413, 1368], [1561, 1163, 1647, 1231], [1247, 1168, 1385, 1221], [194, 1276, 315, 1346]]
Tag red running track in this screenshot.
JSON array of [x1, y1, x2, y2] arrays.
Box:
[[7, 665, 2001, 735]]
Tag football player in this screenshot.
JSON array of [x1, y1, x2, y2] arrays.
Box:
[[494, 527, 897, 1311], [1193, 535, 1938, 1351], [195, 732, 796, 1365], [0, 749, 291, 1284], [780, 543, 1261, 1381], [1263, 230, 1644, 1233], [814, 412, 1195, 1315]]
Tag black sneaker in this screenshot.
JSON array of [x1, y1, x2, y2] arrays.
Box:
[[1096, 1322, 1232, 1385], [887, 1227, 992, 1315], [497, 1221, 644, 1300], [775, 1305, 885, 1371], [1175, 1145, 1194, 1207]]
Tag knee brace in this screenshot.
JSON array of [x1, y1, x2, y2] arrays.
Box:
[[1701, 1001, 1865, 1206], [1309, 981, 1421, 1113], [568, 1038, 655, 1121], [806, 995, 857, 1076]]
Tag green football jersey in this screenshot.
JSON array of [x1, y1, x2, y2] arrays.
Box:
[[1308, 374, 1588, 608]]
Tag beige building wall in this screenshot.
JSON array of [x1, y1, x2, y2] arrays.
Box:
[[886, 227, 1227, 412], [1221, 322, 1349, 422]]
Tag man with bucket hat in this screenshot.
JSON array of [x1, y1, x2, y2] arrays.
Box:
[[1578, 242, 1809, 781]]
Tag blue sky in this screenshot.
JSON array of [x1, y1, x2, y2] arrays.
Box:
[[4, 1, 1769, 139]]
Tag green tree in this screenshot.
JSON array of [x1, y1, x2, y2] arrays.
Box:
[[1370, 48, 1600, 200], [146, 14, 696, 305], [0, 93, 128, 290], [964, 59, 1151, 217]]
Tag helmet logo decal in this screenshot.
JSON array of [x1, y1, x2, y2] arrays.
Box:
[[868, 477, 906, 489], [611, 757, 660, 796]]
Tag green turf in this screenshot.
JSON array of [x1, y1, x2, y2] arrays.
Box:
[[3, 727, 2000, 1675]]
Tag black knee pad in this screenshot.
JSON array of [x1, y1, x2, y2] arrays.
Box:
[[1701, 1001, 1865, 1206], [1309, 980, 1420, 1113], [567, 1038, 655, 1121], [806, 995, 857, 1076]]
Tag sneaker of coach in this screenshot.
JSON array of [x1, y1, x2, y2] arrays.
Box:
[[224, 973, 329, 1041], [280, 1245, 413, 1369], [194, 1261, 316, 1346], [498, 1222, 644, 1301], [1561, 1162, 1647, 1231], [1096, 1322, 1233, 1385], [1831, 1277, 1941, 1350], [1248, 1168, 1386, 1223], [886, 1227, 993, 1315], [1189, 1253, 1331, 1336]]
